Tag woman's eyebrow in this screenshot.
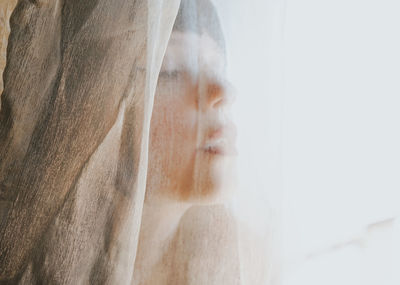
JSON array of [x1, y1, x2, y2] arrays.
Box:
[[158, 70, 181, 78]]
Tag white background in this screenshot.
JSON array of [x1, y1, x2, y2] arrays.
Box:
[[217, 0, 400, 283]]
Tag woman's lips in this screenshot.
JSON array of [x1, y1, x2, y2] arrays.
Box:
[[199, 125, 237, 156], [201, 141, 237, 155]]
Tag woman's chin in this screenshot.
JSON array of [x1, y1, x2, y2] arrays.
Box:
[[147, 154, 237, 205], [187, 160, 237, 205]]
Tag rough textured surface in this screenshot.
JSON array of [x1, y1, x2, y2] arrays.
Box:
[[0, 0, 17, 93], [0, 1, 270, 284], [0, 0, 179, 283]]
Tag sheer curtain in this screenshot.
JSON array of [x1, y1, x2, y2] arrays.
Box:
[[2, 0, 397, 284], [0, 0, 17, 93], [0, 0, 280, 284], [282, 0, 400, 284], [0, 0, 179, 283]]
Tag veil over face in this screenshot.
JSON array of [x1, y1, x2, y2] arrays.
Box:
[[0, 0, 278, 283], [133, 1, 242, 283], [146, 0, 237, 204]]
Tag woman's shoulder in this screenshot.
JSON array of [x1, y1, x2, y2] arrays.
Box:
[[175, 204, 280, 285], [171, 204, 241, 285]]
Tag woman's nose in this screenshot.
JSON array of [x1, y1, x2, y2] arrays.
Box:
[[203, 79, 235, 109]]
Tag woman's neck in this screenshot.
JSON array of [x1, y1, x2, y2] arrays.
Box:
[[133, 194, 190, 283]]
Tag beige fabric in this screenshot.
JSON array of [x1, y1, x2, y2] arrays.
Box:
[[0, 0, 179, 283], [0, 0, 17, 93], [0, 1, 278, 284]]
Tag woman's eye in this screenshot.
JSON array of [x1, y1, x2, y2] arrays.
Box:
[[159, 70, 181, 79]]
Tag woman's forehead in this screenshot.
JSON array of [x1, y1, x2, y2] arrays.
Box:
[[162, 31, 226, 72]]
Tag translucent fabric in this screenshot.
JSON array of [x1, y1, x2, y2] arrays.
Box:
[[0, 0, 17, 93], [282, 1, 400, 284], [0, 0, 280, 284], [0, 0, 180, 283]]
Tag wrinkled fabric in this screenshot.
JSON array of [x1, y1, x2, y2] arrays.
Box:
[[0, 0, 17, 93], [0, 1, 279, 284], [0, 0, 179, 283]]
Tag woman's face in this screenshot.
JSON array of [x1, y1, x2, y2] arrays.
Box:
[[147, 31, 236, 203]]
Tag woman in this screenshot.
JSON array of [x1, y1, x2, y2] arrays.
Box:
[[0, 0, 271, 283], [133, 1, 241, 284]]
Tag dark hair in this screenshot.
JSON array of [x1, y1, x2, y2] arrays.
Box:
[[172, 0, 226, 52]]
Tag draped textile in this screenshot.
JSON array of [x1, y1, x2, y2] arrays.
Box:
[[0, 0, 179, 283], [0, 0, 17, 93], [0, 0, 281, 284]]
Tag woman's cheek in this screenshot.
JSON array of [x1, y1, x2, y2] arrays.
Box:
[[152, 94, 196, 157]]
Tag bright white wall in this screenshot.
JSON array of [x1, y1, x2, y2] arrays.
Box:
[[283, 0, 400, 255], [215, 0, 284, 231], [282, 0, 400, 284], [216, 0, 400, 283]]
